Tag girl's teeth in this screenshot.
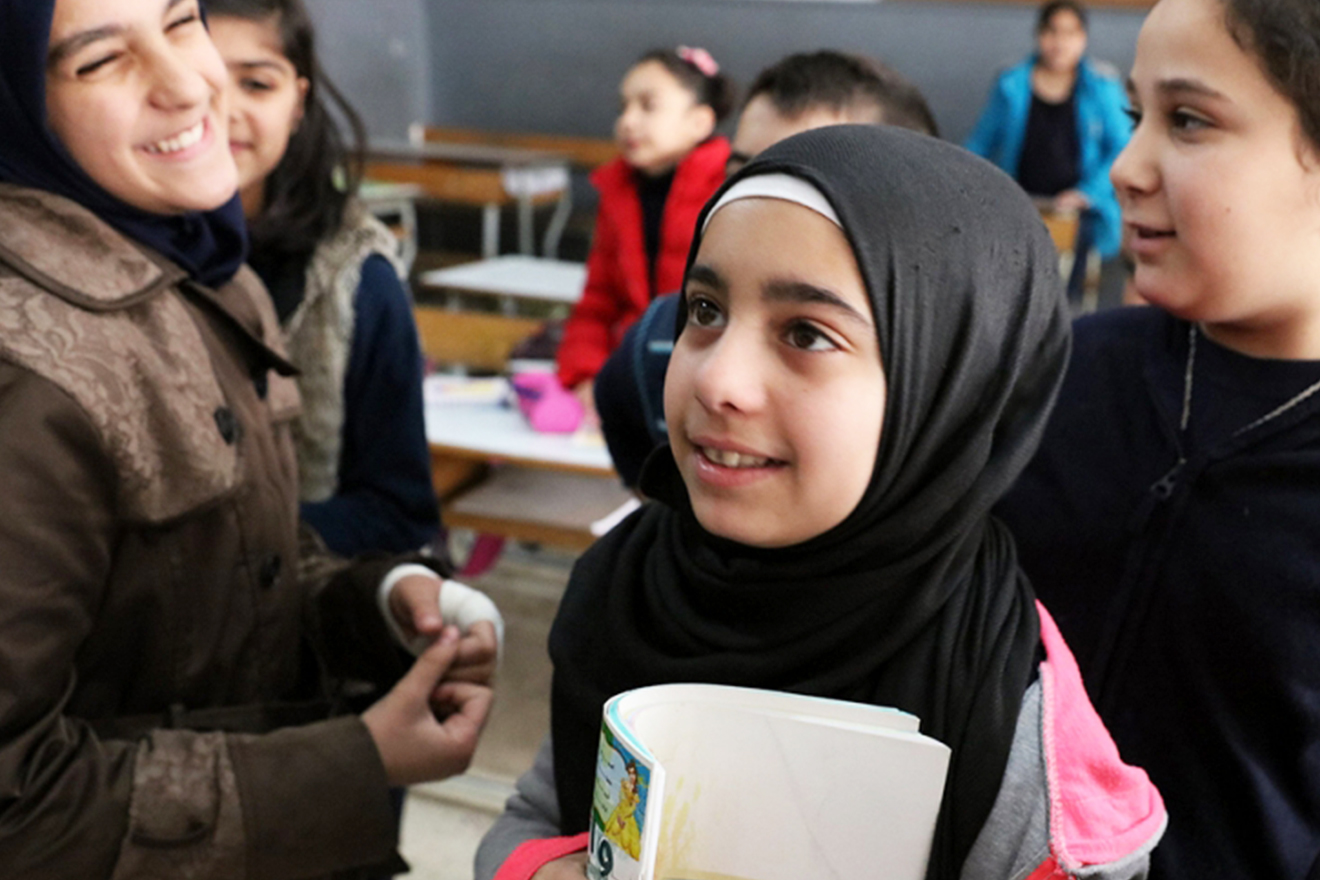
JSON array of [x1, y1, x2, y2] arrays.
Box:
[[703, 447, 771, 468], [145, 121, 205, 155]]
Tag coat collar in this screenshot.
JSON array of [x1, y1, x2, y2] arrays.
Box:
[[0, 183, 184, 311]]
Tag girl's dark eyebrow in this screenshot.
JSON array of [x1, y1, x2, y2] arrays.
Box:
[[688, 265, 871, 326], [48, 25, 121, 67], [686, 263, 726, 292], [765, 280, 872, 327], [230, 59, 292, 73], [1156, 77, 1228, 101], [1127, 75, 1228, 102], [48, 0, 189, 68]]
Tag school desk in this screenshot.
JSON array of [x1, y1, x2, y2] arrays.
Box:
[[424, 384, 633, 554], [418, 255, 586, 316], [364, 139, 571, 259]]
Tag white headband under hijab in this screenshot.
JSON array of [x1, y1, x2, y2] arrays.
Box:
[[702, 173, 841, 232]]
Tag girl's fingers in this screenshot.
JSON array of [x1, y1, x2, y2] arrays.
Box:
[[396, 628, 460, 698], [390, 575, 445, 636], [432, 681, 494, 736], [456, 621, 498, 665]]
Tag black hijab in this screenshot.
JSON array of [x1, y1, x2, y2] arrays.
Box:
[[0, 0, 247, 287], [549, 126, 1071, 877]]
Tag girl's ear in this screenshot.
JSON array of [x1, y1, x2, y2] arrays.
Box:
[[689, 102, 717, 143], [292, 76, 310, 131]]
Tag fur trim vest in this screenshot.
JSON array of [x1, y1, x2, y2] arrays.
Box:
[[281, 200, 405, 503]]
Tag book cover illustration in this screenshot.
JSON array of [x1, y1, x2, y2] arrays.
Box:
[[590, 724, 656, 878]]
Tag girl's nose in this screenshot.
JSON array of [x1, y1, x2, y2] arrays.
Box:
[[617, 108, 635, 131], [1110, 119, 1156, 197], [692, 327, 768, 415], [145, 47, 214, 111]]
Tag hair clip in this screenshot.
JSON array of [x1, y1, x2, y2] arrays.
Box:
[[677, 45, 720, 78]]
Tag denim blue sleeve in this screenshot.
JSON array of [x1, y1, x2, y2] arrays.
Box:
[[596, 294, 678, 488], [300, 254, 439, 555]]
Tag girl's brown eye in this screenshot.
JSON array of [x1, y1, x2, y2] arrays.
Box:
[[786, 321, 837, 352], [687, 296, 723, 327]]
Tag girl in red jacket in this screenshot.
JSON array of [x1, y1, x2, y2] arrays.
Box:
[[557, 47, 734, 420]]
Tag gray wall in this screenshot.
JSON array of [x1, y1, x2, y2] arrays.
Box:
[[421, 0, 1146, 144], [306, 0, 1146, 148], [307, 0, 431, 140]]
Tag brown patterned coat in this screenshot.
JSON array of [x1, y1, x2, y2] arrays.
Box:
[[0, 183, 419, 879]]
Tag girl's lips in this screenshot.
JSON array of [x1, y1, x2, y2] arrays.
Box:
[[686, 438, 787, 490], [1125, 222, 1175, 257]]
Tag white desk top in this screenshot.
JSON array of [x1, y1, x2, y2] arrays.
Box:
[[425, 396, 614, 475], [358, 180, 425, 203], [419, 256, 587, 305]]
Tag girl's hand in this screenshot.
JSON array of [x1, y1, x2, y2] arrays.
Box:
[[1053, 189, 1091, 212], [389, 573, 446, 641], [389, 575, 500, 685], [531, 853, 589, 880], [362, 628, 493, 787], [574, 381, 599, 428]]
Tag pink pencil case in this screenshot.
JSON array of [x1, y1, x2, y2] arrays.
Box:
[[510, 372, 584, 434]]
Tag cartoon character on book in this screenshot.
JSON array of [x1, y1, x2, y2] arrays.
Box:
[[604, 760, 644, 859]]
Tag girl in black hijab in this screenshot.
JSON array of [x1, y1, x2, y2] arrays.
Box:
[[477, 126, 1164, 880]]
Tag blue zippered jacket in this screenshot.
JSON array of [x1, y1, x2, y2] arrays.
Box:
[[965, 56, 1131, 258]]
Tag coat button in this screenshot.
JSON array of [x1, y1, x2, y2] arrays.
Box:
[[214, 407, 241, 445], [258, 554, 282, 590]]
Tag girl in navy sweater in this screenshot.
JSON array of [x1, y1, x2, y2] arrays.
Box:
[[209, 0, 438, 556], [997, 0, 1320, 875]]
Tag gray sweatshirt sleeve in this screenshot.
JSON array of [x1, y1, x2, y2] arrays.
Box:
[[474, 735, 565, 880]]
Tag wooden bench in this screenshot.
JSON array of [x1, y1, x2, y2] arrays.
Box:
[[443, 466, 633, 552], [414, 305, 544, 374]]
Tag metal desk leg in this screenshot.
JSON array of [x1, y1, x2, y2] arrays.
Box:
[[542, 186, 573, 259], [518, 194, 534, 255], [398, 199, 418, 272], [482, 203, 500, 259]]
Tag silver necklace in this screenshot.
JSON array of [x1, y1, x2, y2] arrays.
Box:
[[1180, 324, 1320, 437], [1154, 324, 1320, 499]]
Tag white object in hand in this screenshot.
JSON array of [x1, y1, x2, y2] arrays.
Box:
[[377, 564, 505, 658]]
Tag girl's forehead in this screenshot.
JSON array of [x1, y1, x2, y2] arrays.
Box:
[[209, 14, 289, 60], [696, 198, 873, 319], [1131, 0, 1279, 103], [622, 61, 687, 96], [51, 0, 159, 34], [1136, 0, 1233, 62]]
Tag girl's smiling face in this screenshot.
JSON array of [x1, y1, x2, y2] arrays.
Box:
[[664, 197, 886, 549], [1112, 0, 1320, 358], [208, 13, 308, 216], [45, 0, 237, 215]]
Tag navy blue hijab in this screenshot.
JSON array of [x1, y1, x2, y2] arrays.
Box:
[[0, 0, 247, 287]]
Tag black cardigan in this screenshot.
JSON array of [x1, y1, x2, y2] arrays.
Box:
[[997, 306, 1320, 880]]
